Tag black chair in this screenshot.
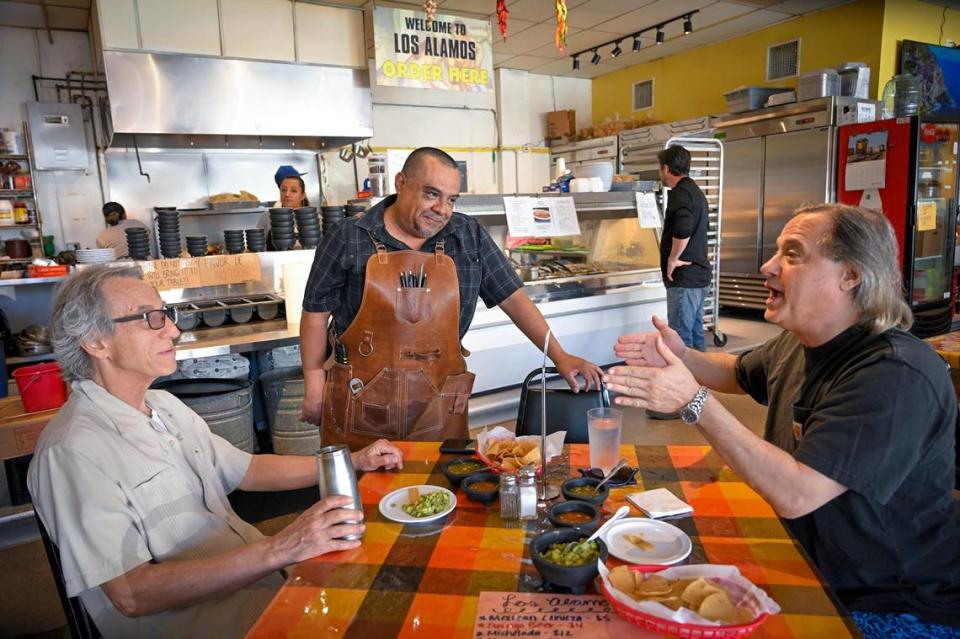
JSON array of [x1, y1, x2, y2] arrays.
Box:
[[515, 367, 610, 443], [33, 509, 101, 639]]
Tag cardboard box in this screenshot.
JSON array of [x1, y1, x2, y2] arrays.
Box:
[[546, 110, 576, 139], [0, 396, 58, 461]]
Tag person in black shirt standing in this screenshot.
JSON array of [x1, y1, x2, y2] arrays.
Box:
[[657, 145, 712, 351], [605, 204, 960, 636]]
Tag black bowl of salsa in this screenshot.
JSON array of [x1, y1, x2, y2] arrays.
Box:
[[560, 477, 609, 506], [442, 457, 486, 487], [462, 472, 500, 504], [548, 501, 601, 534]]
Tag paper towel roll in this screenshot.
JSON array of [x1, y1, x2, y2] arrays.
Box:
[[282, 261, 312, 327]]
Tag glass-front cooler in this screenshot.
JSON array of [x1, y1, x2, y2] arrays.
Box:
[[912, 122, 958, 306]]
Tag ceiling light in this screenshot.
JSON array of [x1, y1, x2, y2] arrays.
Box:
[[590, 49, 601, 65], [632, 35, 642, 52], [611, 41, 622, 58], [656, 27, 665, 45], [572, 56, 580, 70], [683, 14, 693, 35]]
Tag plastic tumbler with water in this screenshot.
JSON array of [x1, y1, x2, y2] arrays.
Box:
[[588, 407, 622, 473]]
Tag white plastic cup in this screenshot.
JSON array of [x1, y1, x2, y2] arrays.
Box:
[[590, 177, 605, 192], [588, 407, 622, 473]]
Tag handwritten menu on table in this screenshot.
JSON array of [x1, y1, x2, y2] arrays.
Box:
[[473, 592, 642, 638], [141, 254, 261, 291]]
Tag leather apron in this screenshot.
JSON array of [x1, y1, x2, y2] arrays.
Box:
[[321, 234, 475, 450]]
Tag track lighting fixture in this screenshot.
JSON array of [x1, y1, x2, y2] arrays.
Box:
[[683, 14, 693, 34], [632, 35, 641, 52], [590, 49, 601, 65], [656, 27, 665, 45], [572, 55, 580, 70], [611, 41, 622, 57], [567, 11, 697, 71]]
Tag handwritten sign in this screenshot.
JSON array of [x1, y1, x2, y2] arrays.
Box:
[[473, 592, 639, 638], [917, 200, 938, 232], [141, 254, 261, 291]]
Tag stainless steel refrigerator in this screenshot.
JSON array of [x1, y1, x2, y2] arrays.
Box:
[[713, 97, 871, 309]]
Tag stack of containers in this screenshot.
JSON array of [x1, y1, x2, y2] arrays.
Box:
[[270, 208, 295, 250], [223, 229, 246, 254], [321, 206, 345, 236], [294, 207, 321, 249], [185, 235, 208, 257], [245, 228, 266, 252], [125, 227, 150, 260], [156, 208, 182, 258], [345, 204, 366, 218]]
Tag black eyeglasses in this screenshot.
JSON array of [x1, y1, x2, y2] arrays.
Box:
[[111, 307, 178, 330]]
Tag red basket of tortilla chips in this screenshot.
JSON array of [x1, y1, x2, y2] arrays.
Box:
[[474, 428, 565, 474], [597, 563, 779, 638]]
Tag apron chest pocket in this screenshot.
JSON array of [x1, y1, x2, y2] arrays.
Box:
[[395, 288, 431, 324]]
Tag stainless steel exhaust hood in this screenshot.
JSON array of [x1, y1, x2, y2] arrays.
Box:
[[102, 51, 373, 150]]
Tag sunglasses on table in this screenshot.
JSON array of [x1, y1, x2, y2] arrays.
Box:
[[111, 306, 178, 330]]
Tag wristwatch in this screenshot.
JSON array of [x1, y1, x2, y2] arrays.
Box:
[[680, 386, 709, 424]]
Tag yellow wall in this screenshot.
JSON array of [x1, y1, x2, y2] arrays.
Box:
[[878, 0, 960, 88], [592, 0, 885, 124]]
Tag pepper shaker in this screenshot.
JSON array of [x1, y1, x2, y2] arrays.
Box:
[[499, 472, 519, 520]]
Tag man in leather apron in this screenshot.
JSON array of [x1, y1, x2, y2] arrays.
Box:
[[300, 147, 602, 450]]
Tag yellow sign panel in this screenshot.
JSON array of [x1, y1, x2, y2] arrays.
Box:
[[917, 201, 937, 232], [374, 6, 493, 92]]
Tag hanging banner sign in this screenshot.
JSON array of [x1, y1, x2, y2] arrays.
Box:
[[373, 6, 494, 92]]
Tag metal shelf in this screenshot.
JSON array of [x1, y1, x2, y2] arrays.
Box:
[[0, 190, 33, 198], [0, 154, 28, 161], [6, 353, 55, 366], [0, 224, 39, 230], [0, 276, 68, 287]]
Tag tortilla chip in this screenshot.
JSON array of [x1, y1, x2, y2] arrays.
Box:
[[408, 487, 420, 502], [649, 596, 683, 610], [637, 574, 673, 596], [609, 566, 637, 594], [698, 591, 740, 624], [681, 578, 723, 609]]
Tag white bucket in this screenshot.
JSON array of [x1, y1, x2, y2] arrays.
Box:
[[282, 260, 312, 327]]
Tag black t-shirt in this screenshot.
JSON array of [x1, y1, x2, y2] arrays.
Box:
[[660, 176, 712, 289], [737, 325, 960, 625]]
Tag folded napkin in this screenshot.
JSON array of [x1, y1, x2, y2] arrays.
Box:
[[626, 488, 693, 519]]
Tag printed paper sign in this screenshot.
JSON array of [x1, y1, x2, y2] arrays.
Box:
[[374, 6, 493, 92], [473, 592, 637, 638], [918, 200, 938, 232], [503, 196, 581, 237], [844, 130, 887, 190], [635, 192, 662, 228]]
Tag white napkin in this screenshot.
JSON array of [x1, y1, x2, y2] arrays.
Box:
[[625, 488, 693, 519]]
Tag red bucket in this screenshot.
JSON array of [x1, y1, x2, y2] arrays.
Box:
[[13, 362, 67, 413]]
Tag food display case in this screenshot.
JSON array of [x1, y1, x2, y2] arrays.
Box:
[[455, 192, 667, 405]]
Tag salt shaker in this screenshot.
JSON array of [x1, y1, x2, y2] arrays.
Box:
[[518, 466, 538, 520], [316, 444, 363, 540], [499, 472, 519, 520]]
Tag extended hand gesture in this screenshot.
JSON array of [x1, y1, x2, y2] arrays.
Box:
[[604, 334, 699, 414], [614, 315, 685, 367]]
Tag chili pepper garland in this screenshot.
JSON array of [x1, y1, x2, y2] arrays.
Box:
[[496, 0, 509, 41], [555, 0, 568, 53], [423, 0, 438, 29]]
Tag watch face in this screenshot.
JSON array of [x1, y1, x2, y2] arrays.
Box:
[[680, 407, 697, 424]]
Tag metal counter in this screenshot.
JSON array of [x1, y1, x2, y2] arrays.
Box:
[[174, 319, 299, 361]]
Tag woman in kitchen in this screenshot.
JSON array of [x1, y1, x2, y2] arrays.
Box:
[[257, 165, 310, 244]]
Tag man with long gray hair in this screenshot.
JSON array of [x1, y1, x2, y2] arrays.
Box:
[[28, 266, 403, 639], [604, 204, 960, 634]]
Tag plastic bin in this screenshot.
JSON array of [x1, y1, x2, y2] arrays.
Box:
[[12, 362, 67, 413], [724, 87, 788, 113]]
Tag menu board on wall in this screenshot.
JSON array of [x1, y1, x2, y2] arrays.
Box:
[[141, 254, 261, 291], [373, 6, 493, 92]]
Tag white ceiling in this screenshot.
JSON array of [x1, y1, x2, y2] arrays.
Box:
[[0, 0, 855, 79]]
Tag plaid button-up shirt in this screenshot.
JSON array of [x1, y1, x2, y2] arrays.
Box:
[[303, 195, 523, 338]]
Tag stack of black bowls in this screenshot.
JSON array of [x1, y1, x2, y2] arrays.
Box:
[[156, 208, 182, 258], [185, 235, 208, 257], [223, 230, 246, 254], [270, 208, 295, 250], [321, 206, 345, 236], [345, 204, 366, 218], [245, 228, 266, 253], [295, 207, 321, 249], [125, 227, 150, 260]]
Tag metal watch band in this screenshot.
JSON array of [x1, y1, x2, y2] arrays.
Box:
[[681, 386, 709, 424]]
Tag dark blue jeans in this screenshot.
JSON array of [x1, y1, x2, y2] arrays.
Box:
[[666, 286, 708, 352]]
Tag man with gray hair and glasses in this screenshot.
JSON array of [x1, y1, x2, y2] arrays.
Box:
[[604, 204, 960, 636], [27, 265, 403, 639]]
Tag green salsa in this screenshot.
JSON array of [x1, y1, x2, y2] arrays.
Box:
[[448, 461, 483, 475], [540, 538, 600, 566], [567, 485, 598, 497]]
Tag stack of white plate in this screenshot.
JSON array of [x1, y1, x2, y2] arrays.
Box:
[[75, 248, 117, 264]]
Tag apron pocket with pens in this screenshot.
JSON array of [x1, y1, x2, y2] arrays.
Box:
[[395, 288, 431, 324]]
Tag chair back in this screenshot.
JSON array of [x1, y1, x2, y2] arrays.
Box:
[[515, 367, 609, 444], [33, 509, 101, 639]]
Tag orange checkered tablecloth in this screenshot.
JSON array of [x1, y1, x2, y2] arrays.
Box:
[[246, 442, 858, 639]]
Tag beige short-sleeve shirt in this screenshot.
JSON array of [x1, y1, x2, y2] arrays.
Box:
[[27, 380, 284, 639]]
